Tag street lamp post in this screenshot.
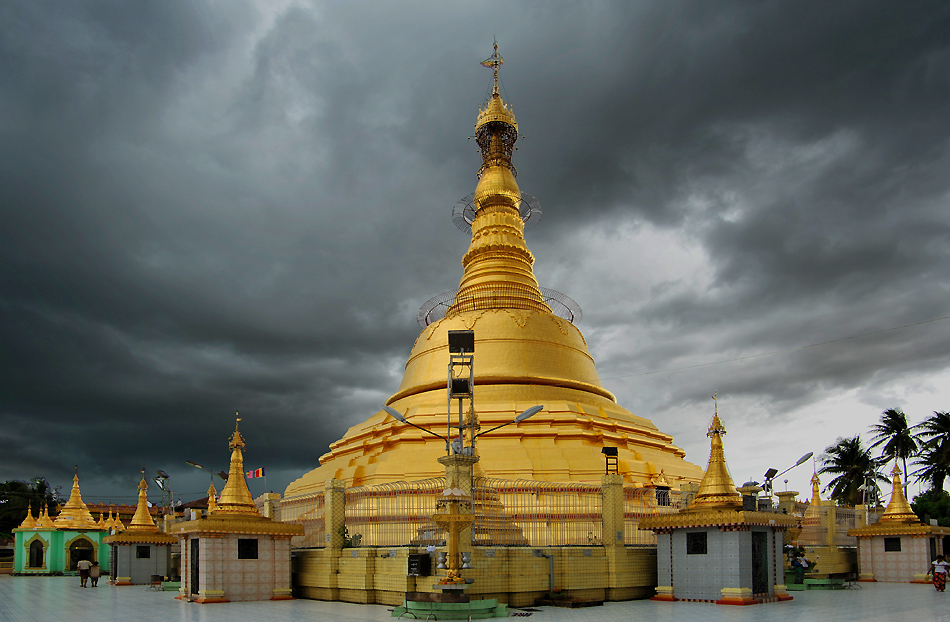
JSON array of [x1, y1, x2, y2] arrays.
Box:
[[762, 452, 814, 496]]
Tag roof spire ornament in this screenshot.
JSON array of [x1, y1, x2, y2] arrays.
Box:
[[213, 413, 261, 517], [879, 463, 918, 523], [127, 469, 158, 531], [481, 37, 504, 97], [686, 394, 742, 511]]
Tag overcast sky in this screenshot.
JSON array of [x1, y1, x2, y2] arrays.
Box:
[[2, 1, 949, 506]]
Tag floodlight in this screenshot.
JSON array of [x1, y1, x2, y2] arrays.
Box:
[[448, 330, 475, 353], [515, 405, 543, 422], [156, 469, 170, 479], [382, 405, 407, 423]]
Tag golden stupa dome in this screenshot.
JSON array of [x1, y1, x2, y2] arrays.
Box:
[[284, 43, 703, 496]]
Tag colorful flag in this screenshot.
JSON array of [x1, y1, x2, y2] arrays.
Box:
[[245, 467, 265, 479]]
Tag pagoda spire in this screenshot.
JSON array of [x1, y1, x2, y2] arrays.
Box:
[[211, 413, 261, 517], [447, 41, 549, 318], [687, 395, 742, 511], [53, 467, 99, 529], [126, 470, 158, 531], [16, 502, 37, 530], [878, 463, 918, 523]]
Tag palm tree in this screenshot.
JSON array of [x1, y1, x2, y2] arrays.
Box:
[[913, 411, 950, 492], [869, 408, 919, 497], [818, 436, 886, 506]]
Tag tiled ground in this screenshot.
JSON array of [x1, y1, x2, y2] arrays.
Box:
[[2, 576, 950, 622]]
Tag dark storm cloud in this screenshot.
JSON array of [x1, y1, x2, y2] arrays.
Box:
[[1, 0, 948, 499]]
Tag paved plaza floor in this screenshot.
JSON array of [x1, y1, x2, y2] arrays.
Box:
[[1, 576, 949, 622]]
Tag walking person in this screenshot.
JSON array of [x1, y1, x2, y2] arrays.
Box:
[[76, 559, 92, 588], [89, 561, 101, 587], [931, 555, 949, 592]]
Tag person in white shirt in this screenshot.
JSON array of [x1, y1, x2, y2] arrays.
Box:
[[75, 559, 92, 588], [931, 555, 949, 592]]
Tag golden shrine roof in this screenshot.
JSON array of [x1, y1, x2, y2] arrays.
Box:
[[642, 509, 795, 532], [210, 415, 262, 518], [52, 469, 104, 531], [125, 472, 159, 531], [878, 463, 918, 523], [16, 503, 37, 530], [174, 514, 303, 537], [685, 405, 742, 512], [104, 530, 178, 545]]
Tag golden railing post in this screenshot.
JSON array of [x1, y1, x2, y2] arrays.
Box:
[[325, 479, 346, 550], [824, 503, 837, 548], [601, 474, 624, 548]]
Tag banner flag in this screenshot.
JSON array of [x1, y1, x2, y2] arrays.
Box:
[[245, 467, 265, 479]]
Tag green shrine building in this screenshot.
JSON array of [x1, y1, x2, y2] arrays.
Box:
[[13, 471, 111, 574]]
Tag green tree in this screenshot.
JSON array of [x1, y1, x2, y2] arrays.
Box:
[[818, 436, 886, 506], [869, 408, 918, 498], [0, 478, 59, 538], [911, 490, 950, 527], [913, 411, 950, 492]]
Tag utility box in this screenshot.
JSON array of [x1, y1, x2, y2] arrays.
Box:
[[407, 553, 432, 577]]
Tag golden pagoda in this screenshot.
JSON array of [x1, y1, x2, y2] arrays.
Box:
[[877, 464, 918, 523], [685, 410, 742, 511], [36, 505, 55, 529], [17, 503, 37, 530], [285, 43, 703, 496], [53, 468, 101, 530]]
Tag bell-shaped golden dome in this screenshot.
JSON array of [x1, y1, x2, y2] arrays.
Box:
[[285, 44, 703, 496]]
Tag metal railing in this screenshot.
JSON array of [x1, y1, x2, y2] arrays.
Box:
[[344, 479, 445, 547], [623, 487, 685, 546], [281, 492, 326, 548], [472, 478, 602, 546]]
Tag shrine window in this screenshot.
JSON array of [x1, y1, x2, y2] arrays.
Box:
[[686, 531, 708, 555], [238, 539, 258, 559], [883, 537, 901, 552], [136, 546, 151, 559]]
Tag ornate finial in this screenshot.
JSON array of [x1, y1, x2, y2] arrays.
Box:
[[707, 392, 726, 437], [879, 461, 918, 522], [481, 37, 504, 97], [229, 411, 245, 449]]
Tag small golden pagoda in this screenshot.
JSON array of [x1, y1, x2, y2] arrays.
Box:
[[642, 405, 794, 605], [36, 506, 56, 529], [176, 416, 303, 603], [104, 471, 177, 585], [17, 503, 37, 530], [849, 464, 950, 582], [53, 468, 101, 530], [286, 42, 703, 497]]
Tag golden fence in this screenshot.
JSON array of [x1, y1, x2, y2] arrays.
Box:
[[834, 507, 858, 546], [793, 502, 867, 547], [281, 492, 326, 548], [623, 487, 684, 546], [344, 479, 446, 547], [471, 478, 603, 546], [281, 478, 703, 549]]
